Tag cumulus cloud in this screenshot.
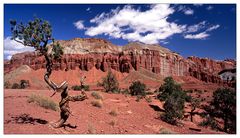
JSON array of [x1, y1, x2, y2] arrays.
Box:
[[74, 20, 85, 30], [184, 32, 209, 40], [178, 5, 194, 15], [4, 37, 35, 60], [85, 4, 186, 44]]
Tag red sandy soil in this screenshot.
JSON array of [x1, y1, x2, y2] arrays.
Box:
[[4, 89, 223, 134]]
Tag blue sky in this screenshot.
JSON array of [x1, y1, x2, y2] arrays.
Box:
[[4, 4, 236, 60]]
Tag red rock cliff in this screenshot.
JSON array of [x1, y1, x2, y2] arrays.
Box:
[[4, 38, 236, 84]]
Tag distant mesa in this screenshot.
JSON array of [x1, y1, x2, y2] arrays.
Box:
[[4, 38, 236, 87]]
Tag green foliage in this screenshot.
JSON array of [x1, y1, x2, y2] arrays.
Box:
[[52, 42, 63, 60], [199, 116, 219, 131], [157, 77, 182, 101], [161, 90, 186, 125], [211, 88, 236, 133], [200, 88, 236, 133], [100, 71, 119, 93], [129, 81, 146, 97], [10, 17, 63, 59], [72, 85, 89, 91], [27, 94, 58, 111], [12, 83, 21, 89]]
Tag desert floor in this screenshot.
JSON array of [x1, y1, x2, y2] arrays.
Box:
[[4, 89, 221, 134]]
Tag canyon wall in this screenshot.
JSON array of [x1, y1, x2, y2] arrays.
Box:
[[4, 38, 236, 84]]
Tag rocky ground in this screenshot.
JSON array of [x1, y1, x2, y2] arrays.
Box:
[[4, 89, 223, 134]]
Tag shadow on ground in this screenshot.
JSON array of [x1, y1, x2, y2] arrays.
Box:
[[5, 113, 48, 125]]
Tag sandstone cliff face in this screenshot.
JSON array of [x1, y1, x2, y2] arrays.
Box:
[[4, 38, 236, 84]]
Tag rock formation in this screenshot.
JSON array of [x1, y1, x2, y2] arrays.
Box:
[[4, 38, 236, 85]]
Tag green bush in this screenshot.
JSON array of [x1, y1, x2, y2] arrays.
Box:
[[157, 77, 182, 101], [12, 83, 21, 89], [129, 81, 146, 97], [72, 85, 89, 91], [100, 71, 119, 93]]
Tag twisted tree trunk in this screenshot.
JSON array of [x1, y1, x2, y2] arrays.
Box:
[[43, 52, 87, 128]]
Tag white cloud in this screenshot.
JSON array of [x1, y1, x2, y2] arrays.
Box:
[[186, 21, 206, 33], [184, 22, 220, 40], [184, 9, 194, 15], [4, 37, 35, 60], [178, 5, 194, 15], [85, 4, 186, 44], [184, 32, 209, 40], [206, 6, 213, 10], [73, 20, 85, 30], [206, 24, 220, 31]]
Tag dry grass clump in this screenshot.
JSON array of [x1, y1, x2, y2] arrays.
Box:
[[109, 108, 119, 116], [91, 99, 103, 108], [159, 128, 175, 134], [145, 96, 152, 103], [91, 91, 103, 100], [87, 123, 96, 134], [27, 94, 58, 111], [109, 119, 117, 126]]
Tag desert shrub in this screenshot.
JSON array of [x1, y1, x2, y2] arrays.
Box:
[[4, 81, 11, 89], [72, 85, 89, 91], [199, 116, 219, 131], [91, 99, 103, 108], [159, 128, 175, 134], [157, 77, 182, 101], [145, 96, 152, 103], [20, 80, 30, 89], [129, 81, 146, 97], [27, 94, 58, 111], [161, 90, 186, 125], [185, 95, 192, 102], [109, 108, 119, 116], [12, 83, 21, 89], [91, 91, 103, 100], [100, 71, 119, 93], [120, 88, 130, 95]]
